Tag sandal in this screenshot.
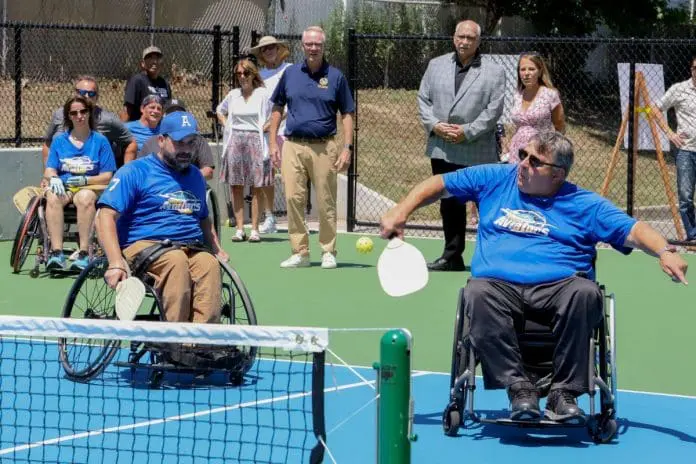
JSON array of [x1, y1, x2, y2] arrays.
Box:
[[248, 230, 261, 243], [231, 229, 246, 242]]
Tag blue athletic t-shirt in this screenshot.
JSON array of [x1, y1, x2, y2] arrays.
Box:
[[97, 154, 209, 248], [443, 164, 637, 284], [125, 120, 160, 151], [46, 131, 116, 183]]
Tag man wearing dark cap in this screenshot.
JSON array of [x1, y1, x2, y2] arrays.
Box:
[[121, 45, 172, 122], [136, 98, 215, 180]]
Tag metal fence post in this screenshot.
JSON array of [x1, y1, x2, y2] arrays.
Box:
[[627, 59, 636, 217], [251, 29, 259, 47], [347, 27, 358, 232], [13, 24, 21, 147], [232, 25, 240, 64], [211, 25, 221, 127]]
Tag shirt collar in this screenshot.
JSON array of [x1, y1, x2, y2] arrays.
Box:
[[454, 50, 482, 69], [301, 59, 329, 76]]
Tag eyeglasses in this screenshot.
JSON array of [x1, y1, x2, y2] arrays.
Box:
[[518, 148, 564, 169], [235, 70, 251, 77], [302, 42, 324, 48], [68, 108, 89, 117], [76, 89, 97, 98], [261, 45, 277, 52]]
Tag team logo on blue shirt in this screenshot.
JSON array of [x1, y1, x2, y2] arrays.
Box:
[[159, 190, 201, 215], [318, 77, 329, 89], [60, 156, 95, 174], [494, 208, 555, 236]]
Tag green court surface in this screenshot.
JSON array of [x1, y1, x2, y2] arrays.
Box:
[[2, 229, 695, 397]]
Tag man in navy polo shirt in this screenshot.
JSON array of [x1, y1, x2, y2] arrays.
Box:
[[269, 25, 355, 269], [380, 131, 688, 424], [96, 111, 228, 324]]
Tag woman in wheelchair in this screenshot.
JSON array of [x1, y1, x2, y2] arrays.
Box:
[[96, 110, 228, 325], [380, 131, 687, 426], [42, 95, 116, 271]]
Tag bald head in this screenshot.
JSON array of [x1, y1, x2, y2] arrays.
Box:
[[453, 20, 481, 64]]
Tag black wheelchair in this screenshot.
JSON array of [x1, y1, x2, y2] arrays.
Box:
[[442, 284, 618, 443], [10, 194, 100, 277], [58, 241, 257, 388]]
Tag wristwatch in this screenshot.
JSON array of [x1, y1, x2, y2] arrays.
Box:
[[344, 143, 354, 151]]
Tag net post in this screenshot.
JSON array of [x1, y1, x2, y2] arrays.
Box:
[[375, 329, 413, 464]]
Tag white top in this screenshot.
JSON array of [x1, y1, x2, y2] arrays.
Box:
[[261, 62, 292, 136], [656, 78, 696, 152], [217, 87, 272, 159]]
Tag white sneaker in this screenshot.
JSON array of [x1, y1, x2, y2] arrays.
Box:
[[321, 252, 337, 269], [259, 215, 277, 234], [280, 253, 310, 268]]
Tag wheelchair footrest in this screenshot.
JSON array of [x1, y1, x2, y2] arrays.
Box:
[[479, 417, 587, 428]]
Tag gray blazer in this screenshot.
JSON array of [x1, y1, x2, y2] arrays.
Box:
[[418, 52, 505, 166]]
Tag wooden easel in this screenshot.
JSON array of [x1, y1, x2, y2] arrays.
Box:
[[600, 71, 685, 241]]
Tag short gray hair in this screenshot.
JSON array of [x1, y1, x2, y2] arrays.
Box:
[[530, 131, 574, 175], [302, 26, 326, 43]]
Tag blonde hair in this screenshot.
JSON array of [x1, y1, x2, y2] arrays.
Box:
[[517, 53, 555, 91], [257, 45, 290, 68]]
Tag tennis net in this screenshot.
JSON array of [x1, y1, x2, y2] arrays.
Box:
[[0, 315, 328, 464]]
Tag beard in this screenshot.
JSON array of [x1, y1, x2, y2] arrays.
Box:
[[162, 146, 193, 172]]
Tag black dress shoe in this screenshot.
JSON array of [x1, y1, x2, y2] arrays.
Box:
[[427, 257, 466, 272], [508, 381, 541, 421]]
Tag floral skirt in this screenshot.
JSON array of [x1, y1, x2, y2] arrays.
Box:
[[220, 131, 271, 188]]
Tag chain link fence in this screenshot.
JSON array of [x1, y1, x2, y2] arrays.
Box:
[[1, 20, 694, 241], [347, 32, 696, 242]]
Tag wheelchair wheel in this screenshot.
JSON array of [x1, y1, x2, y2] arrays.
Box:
[[219, 261, 257, 375], [10, 196, 41, 273], [206, 188, 221, 240], [588, 416, 618, 443], [59, 257, 119, 381]]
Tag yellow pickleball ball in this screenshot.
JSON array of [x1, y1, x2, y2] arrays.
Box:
[[356, 236, 374, 254]]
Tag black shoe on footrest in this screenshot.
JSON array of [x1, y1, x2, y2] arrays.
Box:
[[507, 381, 541, 421], [544, 389, 586, 424]]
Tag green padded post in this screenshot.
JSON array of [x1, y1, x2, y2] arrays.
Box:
[[375, 329, 414, 464]]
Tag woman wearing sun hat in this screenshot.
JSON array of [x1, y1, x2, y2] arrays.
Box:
[[250, 36, 293, 235]]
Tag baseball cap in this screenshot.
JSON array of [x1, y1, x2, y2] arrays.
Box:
[[160, 111, 198, 141], [142, 45, 163, 59], [164, 98, 187, 114]]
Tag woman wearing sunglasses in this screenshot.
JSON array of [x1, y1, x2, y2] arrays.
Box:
[[216, 58, 273, 243], [250, 36, 293, 235], [41, 95, 116, 272], [502, 52, 565, 163]]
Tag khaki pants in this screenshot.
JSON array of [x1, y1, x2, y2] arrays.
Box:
[[281, 139, 338, 256], [123, 240, 222, 323]]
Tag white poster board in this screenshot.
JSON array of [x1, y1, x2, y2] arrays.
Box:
[[482, 54, 518, 124], [617, 63, 670, 151]]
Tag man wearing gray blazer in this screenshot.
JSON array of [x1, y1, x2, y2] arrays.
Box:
[[418, 19, 505, 271]]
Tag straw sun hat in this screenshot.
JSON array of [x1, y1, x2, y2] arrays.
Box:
[[249, 36, 290, 63]]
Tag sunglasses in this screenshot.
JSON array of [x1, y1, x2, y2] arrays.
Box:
[[235, 70, 251, 77], [518, 148, 563, 169], [261, 45, 277, 52], [76, 89, 97, 98], [69, 108, 89, 117]]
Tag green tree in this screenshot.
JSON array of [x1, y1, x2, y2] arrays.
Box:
[[449, 0, 677, 37]]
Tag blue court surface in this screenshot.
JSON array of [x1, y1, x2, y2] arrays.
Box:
[[1, 340, 695, 463]]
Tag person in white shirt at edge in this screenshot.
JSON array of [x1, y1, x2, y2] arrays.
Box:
[[216, 59, 272, 243], [249, 36, 293, 235]]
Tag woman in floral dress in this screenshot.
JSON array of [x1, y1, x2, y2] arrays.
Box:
[[502, 52, 565, 163]]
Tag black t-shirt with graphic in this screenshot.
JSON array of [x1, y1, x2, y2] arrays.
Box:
[[123, 72, 172, 121]]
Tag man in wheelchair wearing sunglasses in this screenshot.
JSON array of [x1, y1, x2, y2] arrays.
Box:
[[380, 130, 687, 423]]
